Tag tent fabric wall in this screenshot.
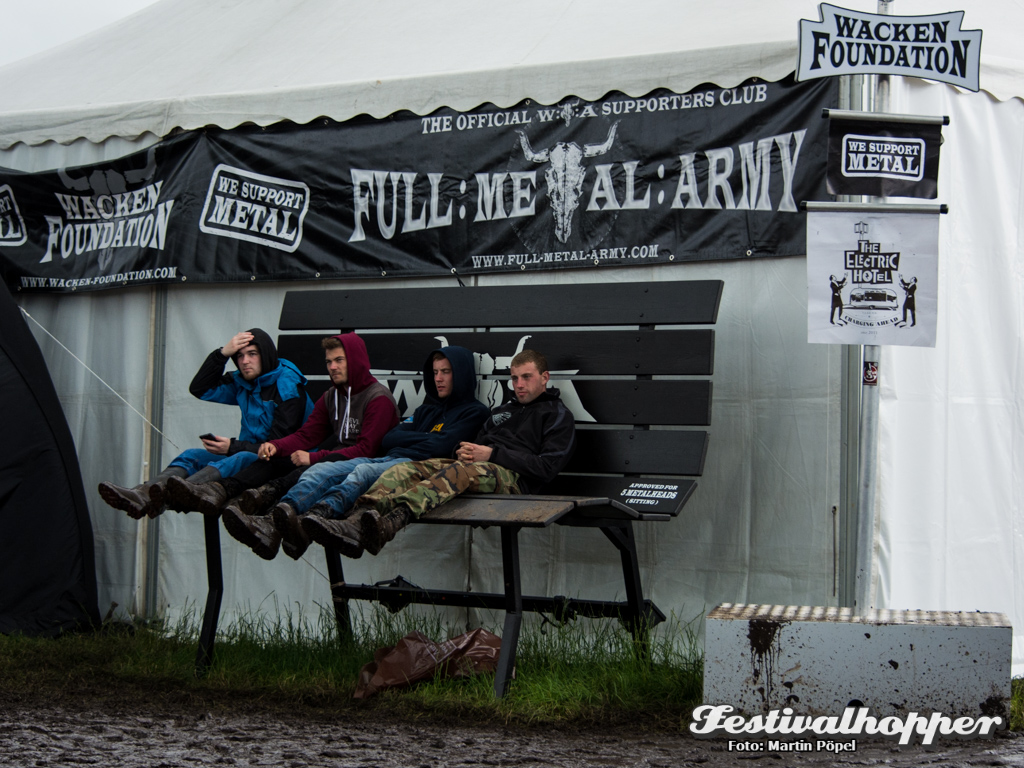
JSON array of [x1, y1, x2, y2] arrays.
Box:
[[876, 80, 1024, 672], [20, 289, 157, 618]]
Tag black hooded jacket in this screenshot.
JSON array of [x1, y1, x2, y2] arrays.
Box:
[[476, 387, 576, 493], [188, 328, 313, 454], [380, 345, 489, 460]]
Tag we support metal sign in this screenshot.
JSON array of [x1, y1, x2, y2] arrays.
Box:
[[797, 4, 981, 91], [0, 76, 836, 293], [807, 210, 938, 347], [827, 118, 943, 198]]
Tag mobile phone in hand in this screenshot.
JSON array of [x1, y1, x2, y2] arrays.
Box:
[[199, 433, 216, 441]]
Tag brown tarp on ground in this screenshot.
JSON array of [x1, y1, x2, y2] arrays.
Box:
[[354, 628, 501, 699]]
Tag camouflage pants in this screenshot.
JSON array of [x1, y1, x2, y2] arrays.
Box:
[[356, 459, 521, 518]]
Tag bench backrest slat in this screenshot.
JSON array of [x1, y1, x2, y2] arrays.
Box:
[[571, 381, 711, 426], [280, 281, 723, 330], [278, 329, 715, 376], [568, 430, 709, 476], [299, 379, 710, 427]]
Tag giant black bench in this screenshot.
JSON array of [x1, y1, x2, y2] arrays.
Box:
[[195, 279, 721, 696]]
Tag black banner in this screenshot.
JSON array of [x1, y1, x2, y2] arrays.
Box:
[[0, 76, 836, 293], [826, 118, 942, 198]]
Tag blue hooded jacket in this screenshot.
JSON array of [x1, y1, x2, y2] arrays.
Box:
[[189, 327, 314, 454], [380, 345, 489, 460]]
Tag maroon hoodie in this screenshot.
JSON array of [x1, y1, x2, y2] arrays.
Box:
[[269, 333, 398, 463]]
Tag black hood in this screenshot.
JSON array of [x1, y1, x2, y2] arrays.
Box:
[[423, 345, 477, 405], [236, 328, 279, 374]]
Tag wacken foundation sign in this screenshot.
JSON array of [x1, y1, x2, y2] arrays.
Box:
[[0, 76, 836, 293], [807, 211, 938, 347], [797, 4, 982, 92]]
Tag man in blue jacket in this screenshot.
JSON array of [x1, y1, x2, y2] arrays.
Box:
[[222, 345, 488, 560], [98, 329, 313, 519]]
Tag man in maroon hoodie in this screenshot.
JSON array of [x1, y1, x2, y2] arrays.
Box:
[[166, 333, 399, 515]]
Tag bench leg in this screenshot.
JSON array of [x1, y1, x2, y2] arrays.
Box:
[[195, 513, 224, 675], [324, 548, 352, 640], [493, 525, 523, 697], [601, 522, 650, 660]]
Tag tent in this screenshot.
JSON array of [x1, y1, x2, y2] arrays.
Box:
[[2, 0, 1023, 670], [0, 280, 100, 635]]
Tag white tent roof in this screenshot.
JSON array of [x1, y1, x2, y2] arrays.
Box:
[[0, 0, 1020, 149]]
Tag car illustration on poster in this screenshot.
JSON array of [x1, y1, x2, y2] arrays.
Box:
[[848, 287, 898, 311]]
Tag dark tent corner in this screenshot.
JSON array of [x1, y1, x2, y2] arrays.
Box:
[[0, 282, 100, 636]]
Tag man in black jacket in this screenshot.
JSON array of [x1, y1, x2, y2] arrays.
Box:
[[310, 349, 576, 557]]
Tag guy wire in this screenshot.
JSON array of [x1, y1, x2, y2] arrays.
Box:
[[20, 306, 181, 451]]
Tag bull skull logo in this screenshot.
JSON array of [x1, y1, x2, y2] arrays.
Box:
[[515, 122, 619, 245]]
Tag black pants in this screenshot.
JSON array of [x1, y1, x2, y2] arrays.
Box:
[[220, 458, 303, 497]]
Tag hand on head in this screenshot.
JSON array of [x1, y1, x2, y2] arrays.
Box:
[[221, 331, 255, 358]]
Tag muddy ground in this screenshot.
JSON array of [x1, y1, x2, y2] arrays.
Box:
[[2, 704, 1024, 767]]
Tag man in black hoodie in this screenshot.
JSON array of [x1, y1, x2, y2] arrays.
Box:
[[313, 349, 576, 558], [224, 345, 488, 560]]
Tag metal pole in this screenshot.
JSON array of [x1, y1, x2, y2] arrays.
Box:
[[852, 0, 894, 612], [837, 73, 862, 608], [853, 345, 880, 609], [143, 285, 168, 618]]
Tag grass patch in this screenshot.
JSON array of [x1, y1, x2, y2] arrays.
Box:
[[1011, 678, 1024, 731], [5, 606, 1021, 733], [0, 604, 703, 730]]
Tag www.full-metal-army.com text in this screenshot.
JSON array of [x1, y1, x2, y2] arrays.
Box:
[[470, 243, 663, 270], [690, 705, 1004, 749]]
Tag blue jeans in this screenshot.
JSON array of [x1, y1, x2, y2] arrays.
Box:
[[168, 448, 259, 478], [280, 456, 375, 513], [289, 456, 412, 518]]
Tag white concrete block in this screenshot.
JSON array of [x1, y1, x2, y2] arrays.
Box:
[[703, 604, 1011, 720]]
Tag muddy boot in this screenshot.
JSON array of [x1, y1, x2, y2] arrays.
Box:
[[301, 514, 364, 559], [358, 505, 415, 556], [306, 502, 332, 518], [237, 481, 285, 516], [98, 481, 151, 520], [145, 466, 190, 516], [221, 505, 281, 560], [270, 502, 311, 560], [164, 465, 221, 510], [221, 495, 246, 520], [165, 466, 226, 515]]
